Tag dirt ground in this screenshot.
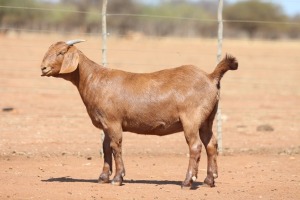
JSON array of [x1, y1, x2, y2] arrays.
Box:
[[0, 33, 299, 199]]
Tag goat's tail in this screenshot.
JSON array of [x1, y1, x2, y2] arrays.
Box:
[[210, 54, 238, 82]]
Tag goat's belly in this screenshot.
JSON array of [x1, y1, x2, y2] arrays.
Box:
[[123, 121, 183, 136]]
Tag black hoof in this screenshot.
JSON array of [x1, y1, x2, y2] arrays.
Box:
[[98, 173, 110, 183], [204, 176, 215, 187], [181, 179, 193, 189], [111, 176, 123, 186]]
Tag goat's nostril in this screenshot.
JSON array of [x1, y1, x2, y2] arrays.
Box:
[[41, 67, 47, 70]]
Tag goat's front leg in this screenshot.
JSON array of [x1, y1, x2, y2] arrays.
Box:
[[106, 125, 125, 186], [98, 134, 112, 183]]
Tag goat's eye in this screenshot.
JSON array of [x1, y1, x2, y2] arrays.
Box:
[[57, 52, 64, 56]]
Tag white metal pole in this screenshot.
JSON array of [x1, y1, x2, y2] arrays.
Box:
[[102, 0, 108, 67], [216, 0, 223, 154], [100, 0, 108, 158]]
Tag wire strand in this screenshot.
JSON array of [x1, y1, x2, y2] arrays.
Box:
[[0, 5, 299, 25]]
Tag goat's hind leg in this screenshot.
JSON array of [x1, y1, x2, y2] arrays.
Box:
[[98, 134, 113, 183], [200, 108, 218, 187], [200, 130, 218, 187], [106, 125, 125, 186], [181, 116, 202, 189]]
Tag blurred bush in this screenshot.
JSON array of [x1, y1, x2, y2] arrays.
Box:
[[0, 0, 299, 39], [223, 0, 289, 39]]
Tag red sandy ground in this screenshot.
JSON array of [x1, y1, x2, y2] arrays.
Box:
[[0, 34, 299, 199]]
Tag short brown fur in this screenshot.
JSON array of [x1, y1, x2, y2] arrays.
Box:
[[40, 41, 238, 188]]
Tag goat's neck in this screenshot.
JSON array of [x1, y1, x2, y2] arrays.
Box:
[[58, 52, 105, 110], [68, 52, 103, 88], [73, 52, 107, 107]]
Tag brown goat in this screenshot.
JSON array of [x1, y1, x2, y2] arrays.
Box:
[[40, 40, 238, 188]]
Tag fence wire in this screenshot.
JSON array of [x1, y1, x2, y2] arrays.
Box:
[[1, 5, 300, 25]]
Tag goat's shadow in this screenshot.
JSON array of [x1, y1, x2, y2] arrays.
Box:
[[42, 177, 98, 183], [42, 177, 204, 189]]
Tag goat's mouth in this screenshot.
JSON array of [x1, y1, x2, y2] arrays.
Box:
[[41, 67, 52, 76]]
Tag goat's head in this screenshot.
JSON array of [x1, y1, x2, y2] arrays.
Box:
[[40, 39, 85, 77]]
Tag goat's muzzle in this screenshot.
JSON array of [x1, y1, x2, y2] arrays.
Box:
[[41, 66, 52, 76]]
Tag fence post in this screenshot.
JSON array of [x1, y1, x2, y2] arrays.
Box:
[[100, 0, 108, 158], [102, 0, 108, 67], [216, 0, 223, 154]]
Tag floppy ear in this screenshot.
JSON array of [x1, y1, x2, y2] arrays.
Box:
[[59, 46, 79, 74]]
